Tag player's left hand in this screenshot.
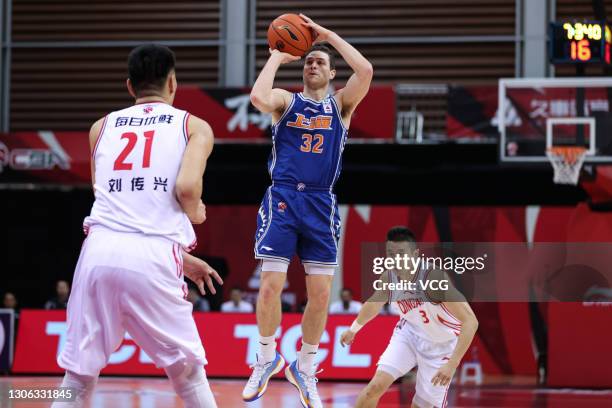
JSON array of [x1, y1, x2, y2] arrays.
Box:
[[431, 362, 457, 387], [182, 251, 224, 295], [299, 14, 333, 43], [339, 330, 356, 347]]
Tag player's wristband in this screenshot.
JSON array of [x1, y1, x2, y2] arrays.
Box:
[[350, 320, 363, 333]]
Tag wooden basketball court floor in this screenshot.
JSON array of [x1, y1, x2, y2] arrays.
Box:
[[2, 376, 612, 407]]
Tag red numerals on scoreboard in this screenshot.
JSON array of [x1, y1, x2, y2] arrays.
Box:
[[570, 39, 592, 62], [113, 130, 156, 170]]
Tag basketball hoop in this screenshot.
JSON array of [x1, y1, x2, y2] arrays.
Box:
[[546, 146, 588, 185]]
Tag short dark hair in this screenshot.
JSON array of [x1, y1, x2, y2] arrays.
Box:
[[386, 226, 417, 244], [305, 43, 336, 70], [128, 44, 176, 96]]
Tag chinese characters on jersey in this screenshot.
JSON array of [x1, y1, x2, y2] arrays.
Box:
[[108, 177, 168, 193]]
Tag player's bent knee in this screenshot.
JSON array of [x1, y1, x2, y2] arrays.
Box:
[[412, 394, 435, 408], [259, 268, 287, 300], [309, 289, 331, 307], [165, 361, 205, 389], [165, 362, 217, 408], [258, 280, 284, 302]]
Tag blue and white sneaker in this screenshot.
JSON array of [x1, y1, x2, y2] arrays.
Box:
[[285, 360, 322, 408], [242, 352, 285, 402]]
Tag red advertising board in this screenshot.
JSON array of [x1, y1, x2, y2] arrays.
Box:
[[547, 302, 612, 387], [173, 86, 395, 140], [13, 310, 396, 379]]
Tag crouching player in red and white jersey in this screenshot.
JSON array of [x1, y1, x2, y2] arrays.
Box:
[[340, 227, 479, 408], [52, 44, 222, 408]]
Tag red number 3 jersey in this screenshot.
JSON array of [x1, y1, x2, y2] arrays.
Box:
[[84, 102, 196, 251], [388, 266, 462, 343]]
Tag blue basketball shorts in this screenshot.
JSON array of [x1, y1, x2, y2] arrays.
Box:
[[254, 185, 341, 266]]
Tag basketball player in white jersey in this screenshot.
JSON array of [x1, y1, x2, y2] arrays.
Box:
[[340, 227, 479, 408], [51, 44, 221, 408]]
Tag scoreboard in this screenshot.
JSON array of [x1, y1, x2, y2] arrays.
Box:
[[550, 21, 611, 64]]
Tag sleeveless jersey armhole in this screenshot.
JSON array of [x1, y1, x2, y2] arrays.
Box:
[[422, 266, 442, 305], [91, 115, 109, 160], [273, 93, 296, 130], [182, 112, 190, 144], [330, 95, 348, 133]]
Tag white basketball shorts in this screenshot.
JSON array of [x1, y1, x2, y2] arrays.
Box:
[[57, 225, 206, 377], [377, 326, 457, 407]]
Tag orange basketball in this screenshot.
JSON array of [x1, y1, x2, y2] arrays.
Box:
[[267, 13, 313, 57]]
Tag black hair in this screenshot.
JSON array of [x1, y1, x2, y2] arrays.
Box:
[[305, 43, 336, 70], [341, 287, 353, 295], [127, 44, 176, 96], [386, 226, 417, 244]]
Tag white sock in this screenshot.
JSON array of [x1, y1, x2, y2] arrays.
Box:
[[258, 335, 277, 363], [298, 342, 319, 376], [165, 362, 217, 408], [51, 370, 97, 408]]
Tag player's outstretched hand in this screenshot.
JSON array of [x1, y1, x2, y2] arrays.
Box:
[[339, 330, 356, 347], [299, 14, 333, 43], [182, 251, 224, 295], [431, 362, 457, 387], [269, 48, 300, 64]]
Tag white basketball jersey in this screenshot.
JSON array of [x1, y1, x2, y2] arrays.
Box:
[[84, 102, 196, 250], [388, 266, 461, 343]]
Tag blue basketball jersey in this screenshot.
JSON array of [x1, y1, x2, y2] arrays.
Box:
[[268, 92, 348, 191]]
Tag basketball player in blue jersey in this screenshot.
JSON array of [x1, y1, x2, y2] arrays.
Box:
[[243, 14, 373, 408]]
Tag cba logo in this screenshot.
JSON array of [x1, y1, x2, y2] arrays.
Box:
[[0, 142, 8, 173]]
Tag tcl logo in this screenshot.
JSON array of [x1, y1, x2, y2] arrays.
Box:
[[45, 322, 373, 368], [13, 311, 395, 378], [46, 322, 154, 365]]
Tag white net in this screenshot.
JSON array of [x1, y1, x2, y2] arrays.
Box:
[[546, 147, 588, 185]]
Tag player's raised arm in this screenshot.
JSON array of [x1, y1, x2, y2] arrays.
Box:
[[250, 50, 298, 115], [300, 14, 373, 115], [175, 115, 214, 224]]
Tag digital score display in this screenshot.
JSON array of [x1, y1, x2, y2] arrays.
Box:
[[550, 21, 611, 64]]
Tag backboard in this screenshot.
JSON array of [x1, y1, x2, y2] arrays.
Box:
[[498, 78, 612, 163]]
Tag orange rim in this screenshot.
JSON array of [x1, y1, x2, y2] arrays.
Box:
[[547, 146, 587, 166]]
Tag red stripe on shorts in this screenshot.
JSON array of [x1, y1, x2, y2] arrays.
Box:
[[172, 243, 181, 279], [442, 383, 450, 407]]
